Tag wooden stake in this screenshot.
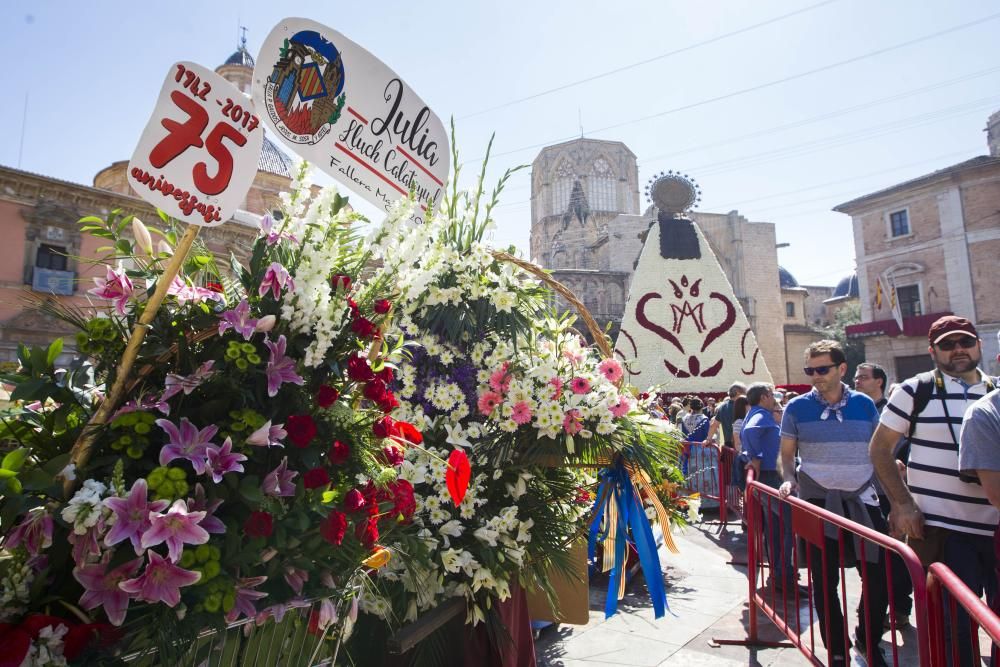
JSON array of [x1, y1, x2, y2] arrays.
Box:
[[62, 225, 201, 496]]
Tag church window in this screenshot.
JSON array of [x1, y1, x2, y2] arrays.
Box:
[[36, 244, 68, 271], [589, 158, 616, 211], [551, 162, 575, 217], [785, 301, 795, 318], [889, 209, 909, 237], [897, 284, 921, 318]]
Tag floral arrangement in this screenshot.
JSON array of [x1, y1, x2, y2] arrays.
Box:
[[0, 165, 439, 663]]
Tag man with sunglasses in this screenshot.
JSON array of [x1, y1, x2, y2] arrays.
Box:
[[779, 340, 889, 667], [869, 316, 998, 667]]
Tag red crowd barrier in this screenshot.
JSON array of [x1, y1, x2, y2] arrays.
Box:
[[716, 478, 931, 666], [927, 561, 1000, 666]]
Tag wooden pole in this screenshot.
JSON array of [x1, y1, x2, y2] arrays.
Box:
[[62, 225, 201, 496]]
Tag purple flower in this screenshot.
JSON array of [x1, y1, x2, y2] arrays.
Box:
[[187, 484, 225, 534], [104, 479, 169, 555], [218, 299, 259, 340], [4, 507, 53, 556], [256, 598, 310, 625], [140, 499, 209, 563], [113, 393, 170, 418], [205, 437, 247, 483], [155, 417, 218, 475], [262, 457, 297, 497], [264, 335, 304, 397], [168, 276, 224, 305], [258, 262, 294, 300], [284, 566, 309, 595], [161, 361, 216, 402], [119, 550, 201, 607], [245, 420, 287, 448], [88, 265, 134, 316], [74, 556, 142, 626], [225, 575, 269, 623]]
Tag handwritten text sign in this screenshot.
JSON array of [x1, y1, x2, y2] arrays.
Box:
[[128, 62, 264, 227], [253, 18, 449, 222]]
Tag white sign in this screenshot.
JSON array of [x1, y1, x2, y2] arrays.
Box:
[[128, 62, 264, 226], [253, 18, 449, 221]]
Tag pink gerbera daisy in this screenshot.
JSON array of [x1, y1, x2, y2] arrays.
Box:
[[597, 359, 623, 384], [609, 396, 632, 418], [563, 409, 583, 435], [511, 401, 533, 425], [569, 376, 591, 395], [488, 363, 512, 394], [478, 391, 503, 416]]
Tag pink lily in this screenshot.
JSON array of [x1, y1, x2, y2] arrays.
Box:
[[245, 420, 287, 448], [262, 457, 297, 497], [224, 576, 269, 623], [218, 299, 259, 340], [161, 361, 216, 402], [113, 393, 170, 418], [119, 550, 201, 607], [88, 265, 134, 316], [155, 417, 218, 475], [104, 479, 169, 555], [205, 437, 247, 483], [284, 566, 309, 595], [140, 499, 209, 563], [3, 507, 53, 556], [258, 262, 294, 300], [168, 276, 224, 305], [187, 484, 225, 534], [264, 335, 304, 397], [74, 556, 142, 625]]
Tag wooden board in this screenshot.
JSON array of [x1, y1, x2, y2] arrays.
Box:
[[525, 538, 590, 625]]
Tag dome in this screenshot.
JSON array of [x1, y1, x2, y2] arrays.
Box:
[[258, 135, 295, 178], [832, 273, 859, 299], [778, 266, 799, 288], [224, 46, 254, 68]]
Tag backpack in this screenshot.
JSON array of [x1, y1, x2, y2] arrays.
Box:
[[898, 370, 998, 462]]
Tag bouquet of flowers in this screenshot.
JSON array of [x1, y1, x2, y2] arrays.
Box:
[[0, 165, 436, 664]]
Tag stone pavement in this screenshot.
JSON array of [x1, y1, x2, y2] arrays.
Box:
[[534, 517, 922, 666]]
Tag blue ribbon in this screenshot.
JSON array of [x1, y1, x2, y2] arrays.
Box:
[[587, 460, 669, 619]]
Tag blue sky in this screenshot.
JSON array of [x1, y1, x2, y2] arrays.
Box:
[[2, 1, 999, 288]]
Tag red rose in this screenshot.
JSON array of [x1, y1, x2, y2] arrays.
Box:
[[317, 385, 340, 408], [303, 468, 331, 489], [351, 317, 379, 339], [344, 489, 367, 512], [392, 420, 423, 446], [206, 281, 224, 293], [373, 299, 392, 314], [382, 443, 405, 467], [378, 393, 399, 413], [244, 511, 273, 538], [285, 414, 317, 447], [372, 416, 396, 439], [347, 355, 375, 382], [330, 274, 352, 293], [363, 379, 390, 403], [347, 298, 360, 320], [376, 367, 395, 383], [356, 517, 379, 547], [328, 440, 351, 465], [390, 479, 416, 520], [64, 623, 122, 661], [320, 510, 348, 546]]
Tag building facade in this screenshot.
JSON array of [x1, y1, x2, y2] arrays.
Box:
[[529, 137, 829, 384], [835, 111, 1000, 381]]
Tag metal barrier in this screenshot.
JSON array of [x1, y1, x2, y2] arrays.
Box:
[[716, 479, 931, 667], [927, 562, 1000, 667], [682, 443, 745, 533]]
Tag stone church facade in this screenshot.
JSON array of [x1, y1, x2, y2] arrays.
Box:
[[530, 137, 797, 384]]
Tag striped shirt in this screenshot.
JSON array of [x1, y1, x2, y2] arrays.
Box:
[[881, 371, 999, 536], [780, 388, 880, 505]]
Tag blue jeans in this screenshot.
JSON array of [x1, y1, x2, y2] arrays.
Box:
[[942, 529, 997, 667], [759, 470, 794, 584]]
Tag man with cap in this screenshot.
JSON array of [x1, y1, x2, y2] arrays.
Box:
[[869, 316, 999, 667]]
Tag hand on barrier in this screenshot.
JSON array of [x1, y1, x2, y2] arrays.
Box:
[[889, 502, 925, 540], [778, 480, 797, 498]]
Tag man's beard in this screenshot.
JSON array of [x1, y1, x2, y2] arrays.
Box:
[[937, 352, 980, 374]]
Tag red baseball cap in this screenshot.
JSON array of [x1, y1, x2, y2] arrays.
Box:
[[927, 315, 978, 345]]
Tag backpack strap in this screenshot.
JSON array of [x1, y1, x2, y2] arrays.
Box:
[[906, 370, 938, 440]]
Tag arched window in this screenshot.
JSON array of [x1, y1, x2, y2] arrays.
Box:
[[588, 158, 616, 211], [551, 162, 575, 217]]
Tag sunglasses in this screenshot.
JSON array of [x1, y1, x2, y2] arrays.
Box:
[[803, 364, 838, 376], [936, 336, 977, 351]]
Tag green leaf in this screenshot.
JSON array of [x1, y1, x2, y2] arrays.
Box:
[[0, 468, 18, 478], [115, 238, 133, 256], [46, 338, 64, 367], [2, 448, 28, 472], [238, 476, 263, 504], [10, 378, 48, 401]]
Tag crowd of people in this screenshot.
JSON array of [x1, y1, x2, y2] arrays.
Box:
[[657, 314, 999, 667]]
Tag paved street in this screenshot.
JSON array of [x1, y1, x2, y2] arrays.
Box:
[[534, 516, 924, 666]]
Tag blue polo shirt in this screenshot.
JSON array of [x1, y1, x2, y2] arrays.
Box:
[[742, 406, 780, 471]]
